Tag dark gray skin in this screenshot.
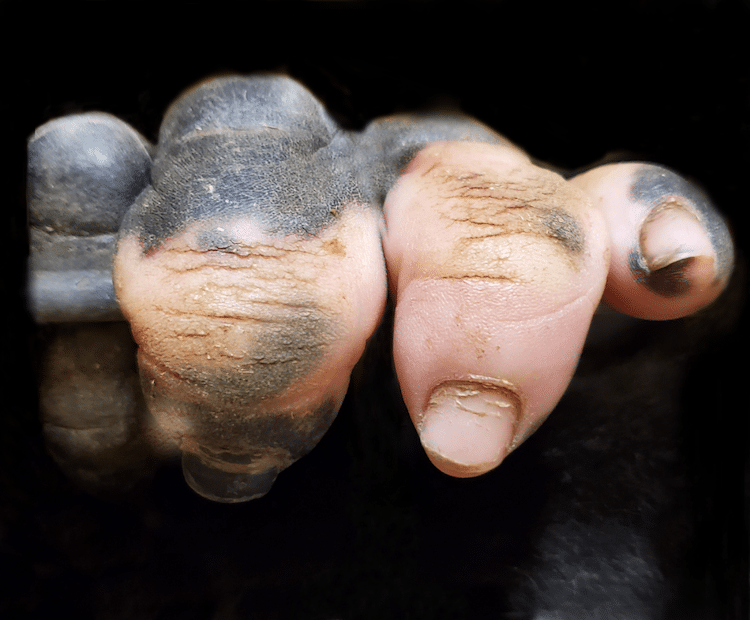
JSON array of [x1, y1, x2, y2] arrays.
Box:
[[24, 72, 743, 618], [27, 113, 153, 322], [27, 74, 731, 505], [27, 75, 515, 501]]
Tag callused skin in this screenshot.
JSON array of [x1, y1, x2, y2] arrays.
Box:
[[382, 142, 609, 476], [113, 76, 522, 501], [113, 76, 388, 501], [115, 208, 386, 501], [28, 74, 733, 501]]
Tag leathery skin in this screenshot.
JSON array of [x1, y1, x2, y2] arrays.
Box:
[[27, 73, 734, 507], [16, 11, 744, 617], [106, 75, 525, 501], [113, 76, 390, 501], [21, 74, 504, 501]]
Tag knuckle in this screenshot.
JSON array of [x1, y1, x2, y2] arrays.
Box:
[[402, 149, 592, 285], [113, 205, 381, 465], [117, 245, 341, 406]]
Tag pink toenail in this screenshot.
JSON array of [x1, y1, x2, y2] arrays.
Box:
[[418, 380, 519, 478]]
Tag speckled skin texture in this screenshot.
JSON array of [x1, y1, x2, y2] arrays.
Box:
[[8, 5, 747, 619], [107, 75, 517, 500]]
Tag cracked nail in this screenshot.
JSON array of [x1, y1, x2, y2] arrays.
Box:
[[418, 381, 519, 478]]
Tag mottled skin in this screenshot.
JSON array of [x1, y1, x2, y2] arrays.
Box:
[[27, 74, 733, 502]]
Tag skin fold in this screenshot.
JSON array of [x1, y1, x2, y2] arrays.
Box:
[[382, 142, 610, 476], [28, 74, 735, 500], [382, 144, 734, 476]]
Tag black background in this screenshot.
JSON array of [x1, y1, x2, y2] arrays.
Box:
[[2, 2, 748, 618]]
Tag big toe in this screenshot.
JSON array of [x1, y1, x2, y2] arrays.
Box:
[[382, 142, 609, 477]]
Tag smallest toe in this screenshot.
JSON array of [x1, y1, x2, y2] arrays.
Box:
[[570, 162, 734, 320]]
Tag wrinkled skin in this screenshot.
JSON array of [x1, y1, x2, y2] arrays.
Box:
[[27, 75, 735, 505]]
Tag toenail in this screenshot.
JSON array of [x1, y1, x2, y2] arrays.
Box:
[[635, 203, 716, 296], [640, 203, 713, 270], [181, 451, 278, 503], [630, 164, 734, 288], [418, 380, 520, 478]]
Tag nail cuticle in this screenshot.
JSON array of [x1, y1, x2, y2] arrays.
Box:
[[425, 376, 523, 416], [644, 248, 700, 272], [418, 378, 523, 475], [633, 199, 719, 295], [630, 165, 734, 286]]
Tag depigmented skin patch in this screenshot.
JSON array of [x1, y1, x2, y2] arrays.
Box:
[[116, 233, 341, 405], [114, 202, 385, 472], [111, 76, 389, 494]]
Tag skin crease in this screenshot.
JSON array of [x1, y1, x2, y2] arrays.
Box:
[[114, 204, 387, 466], [114, 136, 729, 482], [82, 76, 731, 488], [382, 142, 610, 477], [15, 11, 745, 613]]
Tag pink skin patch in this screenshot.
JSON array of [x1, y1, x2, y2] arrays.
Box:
[[114, 205, 387, 463], [383, 142, 609, 477]]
